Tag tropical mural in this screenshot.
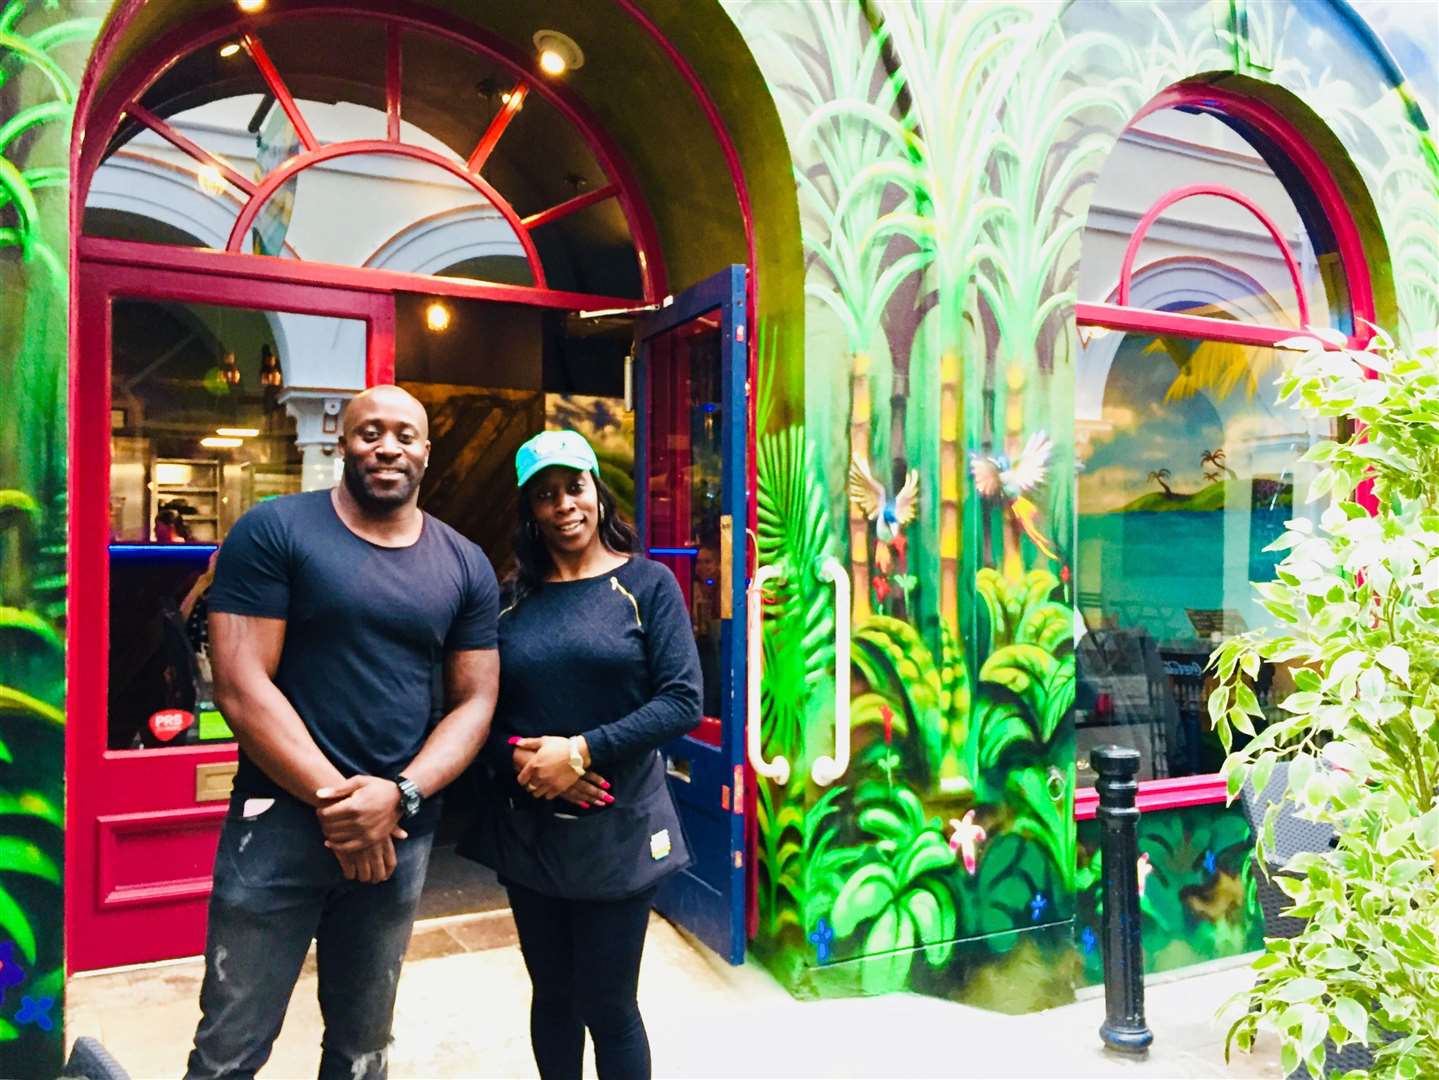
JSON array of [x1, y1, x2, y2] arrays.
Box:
[[1073, 805, 1266, 987], [1, 1, 102, 1073], [0, 0, 1434, 1072], [726, 0, 1437, 1010]]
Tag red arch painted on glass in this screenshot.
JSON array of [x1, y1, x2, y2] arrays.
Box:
[[1132, 82, 1376, 329], [71, 2, 668, 301], [224, 139, 547, 288], [1117, 182, 1311, 327]]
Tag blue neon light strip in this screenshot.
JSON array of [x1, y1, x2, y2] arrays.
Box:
[[648, 546, 699, 557], [109, 544, 218, 559]]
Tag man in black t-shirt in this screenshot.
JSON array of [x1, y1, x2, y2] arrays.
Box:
[[186, 385, 500, 1080]]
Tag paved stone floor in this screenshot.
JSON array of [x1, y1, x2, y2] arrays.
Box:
[[67, 910, 1282, 1078]]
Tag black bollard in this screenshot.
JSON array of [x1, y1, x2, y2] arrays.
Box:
[[1094, 745, 1153, 1054]]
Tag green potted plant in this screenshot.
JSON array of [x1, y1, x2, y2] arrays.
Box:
[[1209, 329, 1439, 1078]]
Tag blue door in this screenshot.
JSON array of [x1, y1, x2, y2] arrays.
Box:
[[635, 266, 748, 964]]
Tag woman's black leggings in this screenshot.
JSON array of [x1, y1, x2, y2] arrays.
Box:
[[506, 882, 656, 1080]]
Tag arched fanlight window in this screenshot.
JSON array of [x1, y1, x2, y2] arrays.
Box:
[[80, 13, 660, 303]]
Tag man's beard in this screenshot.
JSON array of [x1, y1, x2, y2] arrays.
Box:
[[342, 454, 420, 511]]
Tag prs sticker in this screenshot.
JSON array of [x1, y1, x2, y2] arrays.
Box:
[[650, 829, 671, 861], [148, 709, 195, 743]]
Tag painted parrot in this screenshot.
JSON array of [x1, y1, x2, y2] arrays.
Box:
[[848, 455, 919, 543], [969, 431, 1059, 562]]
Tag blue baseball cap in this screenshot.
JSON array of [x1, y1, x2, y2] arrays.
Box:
[[515, 429, 600, 488]]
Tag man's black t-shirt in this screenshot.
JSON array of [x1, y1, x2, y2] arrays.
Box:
[[207, 489, 499, 834]]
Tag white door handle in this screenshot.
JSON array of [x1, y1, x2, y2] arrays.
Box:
[[811, 557, 851, 786], [746, 563, 791, 786]]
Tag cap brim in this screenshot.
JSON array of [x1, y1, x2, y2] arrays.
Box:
[[517, 454, 598, 488]]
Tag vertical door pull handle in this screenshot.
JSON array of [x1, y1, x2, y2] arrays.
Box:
[[811, 557, 851, 786], [746, 563, 790, 786]]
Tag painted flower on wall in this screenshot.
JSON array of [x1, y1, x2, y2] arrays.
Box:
[[948, 809, 987, 875]]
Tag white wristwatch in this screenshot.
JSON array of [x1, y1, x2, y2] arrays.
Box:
[[567, 736, 586, 776]]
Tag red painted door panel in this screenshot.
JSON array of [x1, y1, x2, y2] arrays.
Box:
[[67, 258, 393, 971]]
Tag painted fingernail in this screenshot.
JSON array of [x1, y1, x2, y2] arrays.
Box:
[[603, 794, 615, 804], [580, 802, 591, 809], [507, 736, 521, 746], [600, 780, 611, 790]]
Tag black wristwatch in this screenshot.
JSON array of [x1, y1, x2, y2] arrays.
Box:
[[394, 775, 423, 821]]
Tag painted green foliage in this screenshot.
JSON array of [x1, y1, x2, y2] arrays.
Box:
[[0, 1, 99, 1073], [752, 417, 1077, 997], [734, 0, 1437, 1012], [1072, 805, 1265, 985]]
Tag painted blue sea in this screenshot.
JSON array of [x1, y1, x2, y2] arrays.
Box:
[[1077, 507, 1292, 640]]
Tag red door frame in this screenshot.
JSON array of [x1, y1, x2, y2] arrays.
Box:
[[66, 257, 394, 972], [69, 0, 767, 969]]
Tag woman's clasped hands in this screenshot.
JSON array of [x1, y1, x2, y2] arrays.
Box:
[[509, 735, 614, 809]]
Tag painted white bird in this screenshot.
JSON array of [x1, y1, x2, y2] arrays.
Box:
[[969, 431, 1058, 561], [848, 455, 919, 542]]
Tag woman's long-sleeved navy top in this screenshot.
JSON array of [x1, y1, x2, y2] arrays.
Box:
[[489, 556, 702, 776]]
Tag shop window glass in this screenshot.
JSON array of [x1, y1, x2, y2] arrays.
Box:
[[108, 299, 365, 751], [1074, 331, 1331, 784], [283, 152, 532, 279], [1076, 108, 1347, 332], [1074, 100, 1354, 787]]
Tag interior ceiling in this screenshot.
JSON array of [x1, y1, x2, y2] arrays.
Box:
[[89, 0, 758, 294]]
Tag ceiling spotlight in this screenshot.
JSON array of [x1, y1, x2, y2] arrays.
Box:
[[236, 0, 267, 13], [218, 41, 242, 58], [200, 436, 244, 449], [196, 163, 227, 196], [425, 301, 452, 333], [215, 427, 259, 438], [533, 30, 583, 77]]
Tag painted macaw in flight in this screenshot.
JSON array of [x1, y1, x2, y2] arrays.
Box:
[[848, 455, 919, 543], [969, 431, 1059, 562]]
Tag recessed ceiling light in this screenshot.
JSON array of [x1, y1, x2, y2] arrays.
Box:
[[215, 427, 259, 438], [200, 436, 244, 448], [196, 164, 227, 196], [236, 0, 267, 13], [425, 301, 452, 333], [533, 30, 583, 77], [218, 42, 242, 58]]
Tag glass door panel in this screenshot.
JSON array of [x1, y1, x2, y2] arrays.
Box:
[[638, 266, 748, 965]]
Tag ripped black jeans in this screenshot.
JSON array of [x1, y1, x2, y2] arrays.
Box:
[[185, 794, 432, 1080]]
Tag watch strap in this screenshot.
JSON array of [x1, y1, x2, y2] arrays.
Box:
[[394, 774, 423, 819]]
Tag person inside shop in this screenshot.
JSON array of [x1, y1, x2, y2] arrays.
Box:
[[186, 384, 501, 1080], [460, 429, 702, 1080], [154, 498, 196, 543]]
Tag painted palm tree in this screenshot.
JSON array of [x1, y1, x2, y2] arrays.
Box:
[[731, 0, 929, 618], [1148, 468, 1175, 497], [1200, 449, 1237, 481], [870, 0, 1036, 626], [965, 22, 1132, 598]]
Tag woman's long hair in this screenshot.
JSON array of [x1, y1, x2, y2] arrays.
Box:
[[509, 470, 638, 603]]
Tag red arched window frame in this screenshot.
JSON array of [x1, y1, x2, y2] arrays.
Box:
[[74, 6, 671, 311], [1072, 82, 1377, 819]]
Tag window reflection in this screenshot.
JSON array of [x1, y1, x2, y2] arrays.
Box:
[[646, 315, 725, 726], [1074, 332, 1328, 784], [107, 300, 364, 751]]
